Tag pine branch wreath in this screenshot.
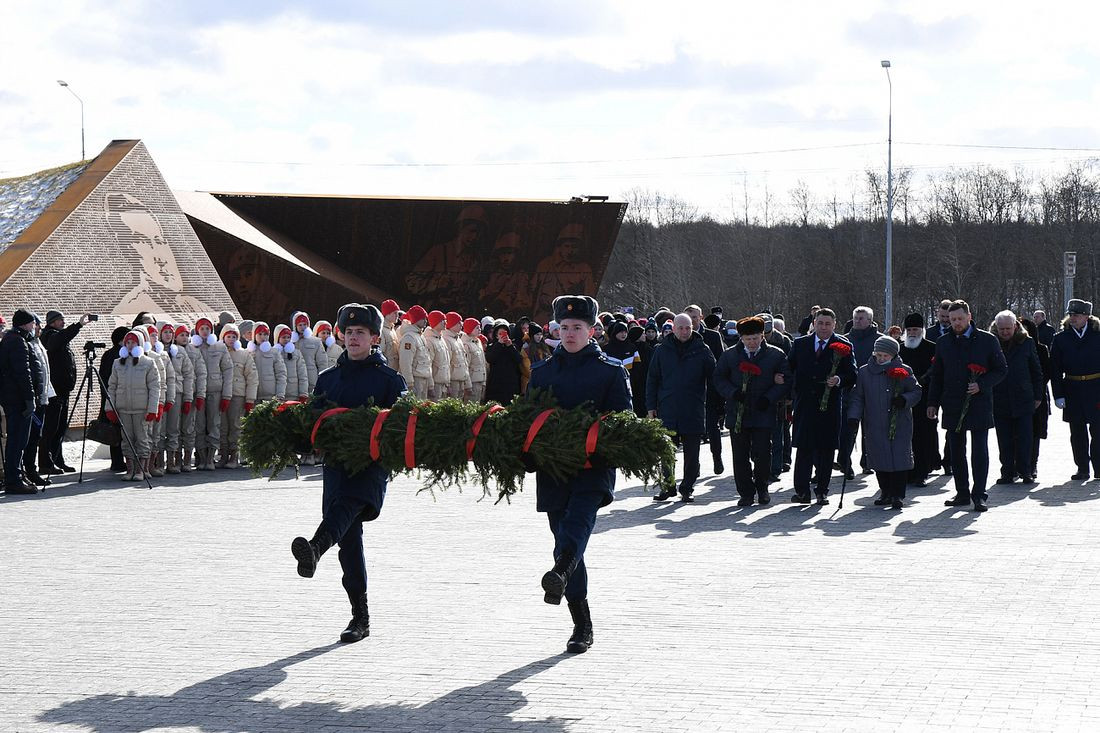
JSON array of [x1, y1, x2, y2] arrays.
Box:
[[239, 389, 676, 501]]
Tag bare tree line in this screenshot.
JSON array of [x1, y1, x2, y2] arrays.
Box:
[[599, 162, 1100, 327]]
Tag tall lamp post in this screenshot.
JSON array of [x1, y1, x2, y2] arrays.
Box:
[[881, 59, 893, 327], [57, 80, 85, 161]]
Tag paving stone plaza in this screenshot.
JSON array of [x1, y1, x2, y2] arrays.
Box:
[[2, 417, 1099, 732]]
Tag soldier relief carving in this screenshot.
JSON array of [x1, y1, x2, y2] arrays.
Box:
[[105, 191, 213, 315]]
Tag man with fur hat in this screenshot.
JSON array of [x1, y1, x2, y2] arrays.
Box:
[[291, 304, 407, 644], [1050, 298, 1100, 480], [424, 310, 453, 400], [194, 317, 234, 471], [899, 313, 938, 485], [379, 300, 401, 369], [397, 305, 434, 399], [527, 294, 632, 654], [713, 316, 791, 506]]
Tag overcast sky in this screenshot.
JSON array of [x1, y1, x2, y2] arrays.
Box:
[[3, 0, 1099, 219]]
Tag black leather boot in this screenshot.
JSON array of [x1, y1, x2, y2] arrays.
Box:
[[566, 599, 593, 654], [291, 530, 333, 578], [541, 553, 578, 605], [339, 593, 370, 643]]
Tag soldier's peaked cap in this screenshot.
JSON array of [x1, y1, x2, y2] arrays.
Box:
[[552, 295, 599, 325], [337, 303, 382, 334]]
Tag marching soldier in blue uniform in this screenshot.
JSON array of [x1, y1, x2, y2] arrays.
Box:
[[527, 295, 633, 654], [291, 303, 407, 643]]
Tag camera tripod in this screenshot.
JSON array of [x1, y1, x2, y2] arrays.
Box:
[[68, 346, 151, 488]]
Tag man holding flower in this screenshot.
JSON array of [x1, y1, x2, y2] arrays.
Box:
[[713, 316, 791, 506], [788, 307, 858, 505], [927, 300, 1008, 512]]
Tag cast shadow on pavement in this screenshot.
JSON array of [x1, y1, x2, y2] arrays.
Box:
[[1027, 479, 1100, 507], [38, 646, 572, 733], [0, 465, 270, 503]]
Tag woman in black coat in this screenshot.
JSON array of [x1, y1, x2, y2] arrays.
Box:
[[484, 323, 524, 405]]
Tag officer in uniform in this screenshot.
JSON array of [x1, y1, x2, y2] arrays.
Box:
[[1050, 298, 1100, 480], [527, 295, 633, 654], [291, 303, 408, 643]]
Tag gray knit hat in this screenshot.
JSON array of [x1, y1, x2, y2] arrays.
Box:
[[873, 335, 899, 357]]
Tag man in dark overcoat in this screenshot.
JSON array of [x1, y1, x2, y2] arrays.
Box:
[[0, 310, 44, 494], [39, 310, 90, 473], [527, 295, 633, 655], [291, 304, 408, 644], [990, 311, 1043, 484], [647, 313, 717, 502], [713, 316, 791, 506], [1050, 299, 1100, 480], [899, 313, 938, 485], [927, 300, 1008, 512], [787, 307, 857, 505]]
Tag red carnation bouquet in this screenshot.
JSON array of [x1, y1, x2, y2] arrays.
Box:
[[956, 362, 988, 433], [735, 360, 763, 433], [819, 341, 852, 412], [887, 366, 910, 439]]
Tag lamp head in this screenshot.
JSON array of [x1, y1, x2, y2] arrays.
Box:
[[880, 60, 891, 68], [57, 80, 68, 86]]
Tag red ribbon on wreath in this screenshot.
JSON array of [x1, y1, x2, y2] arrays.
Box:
[[405, 406, 421, 469], [583, 414, 609, 468], [523, 409, 557, 453], [276, 400, 302, 413], [369, 409, 391, 461], [467, 404, 505, 460], [311, 407, 349, 446]]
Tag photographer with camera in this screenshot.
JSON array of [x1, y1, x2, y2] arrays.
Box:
[[40, 311, 94, 473]]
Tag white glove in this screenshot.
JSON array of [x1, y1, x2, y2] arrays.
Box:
[[1055, 398, 1066, 409]]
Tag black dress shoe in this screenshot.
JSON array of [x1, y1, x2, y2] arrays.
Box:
[[1072, 471, 1090, 481], [736, 497, 754, 507], [757, 490, 771, 505], [713, 457, 724, 474], [1018, 475, 1035, 484], [791, 493, 811, 504], [973, 501, 988, 512], [4, 481, 39, 495], [995, 477, 1015, 485], [943, 467, 953, 476], [890, 499, 903, 510], [782, 463, 791, 471], [768, 474, 780, 484], [680, 494, 695, 503], [873, 497, 891, 506], [945, 495, 972, 507], [653, 489, 676, 501], [844, 470, 856, 481], [908, 478, 929, 487], [57, 463, 77, 473], [815, 494, 829, 506]]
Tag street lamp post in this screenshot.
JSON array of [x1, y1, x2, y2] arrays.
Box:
[[57, 80, 85, 161], [881, 59, 893, 328]]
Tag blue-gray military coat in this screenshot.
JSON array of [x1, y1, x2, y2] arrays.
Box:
[[1050, 316, 1100, 424], [526, 341, 633, 513], [712, 342, 791, 430], [846, 356, 922, 472]]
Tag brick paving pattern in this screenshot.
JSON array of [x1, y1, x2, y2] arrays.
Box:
[[2, 418, 1099, 732]]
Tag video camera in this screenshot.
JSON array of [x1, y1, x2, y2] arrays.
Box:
[[84, 340, 106, 352]]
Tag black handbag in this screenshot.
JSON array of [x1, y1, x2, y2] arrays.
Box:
[[86, 417, 122, 447]]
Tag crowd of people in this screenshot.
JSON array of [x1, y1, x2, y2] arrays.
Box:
[[0, 297, 1097, 509]]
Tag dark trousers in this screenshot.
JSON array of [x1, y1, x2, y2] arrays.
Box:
[[910, 408, 937, 480], [770, 407, 785, 474], [1068, 418, 1100, 473], [2, 403, 32, 485], [704, 400, 723, 459], [732, 427, 771, 499], [24, 406, 46, 474], [994, 413, 1033, 479], [316, 476, 381, 600], [948, 428, 989, 501], [663, 433, 702, 496], [547, 486, 604, 603], [875, 470, 908, 500], [793, 446, 834, 497], [40, 391, 70, 468]]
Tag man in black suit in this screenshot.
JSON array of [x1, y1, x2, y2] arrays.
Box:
[[685, 304, 726, 474], [788, 308, 857, 505], [927, 299, 954, 342], [927, 300, 1008, 512]]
